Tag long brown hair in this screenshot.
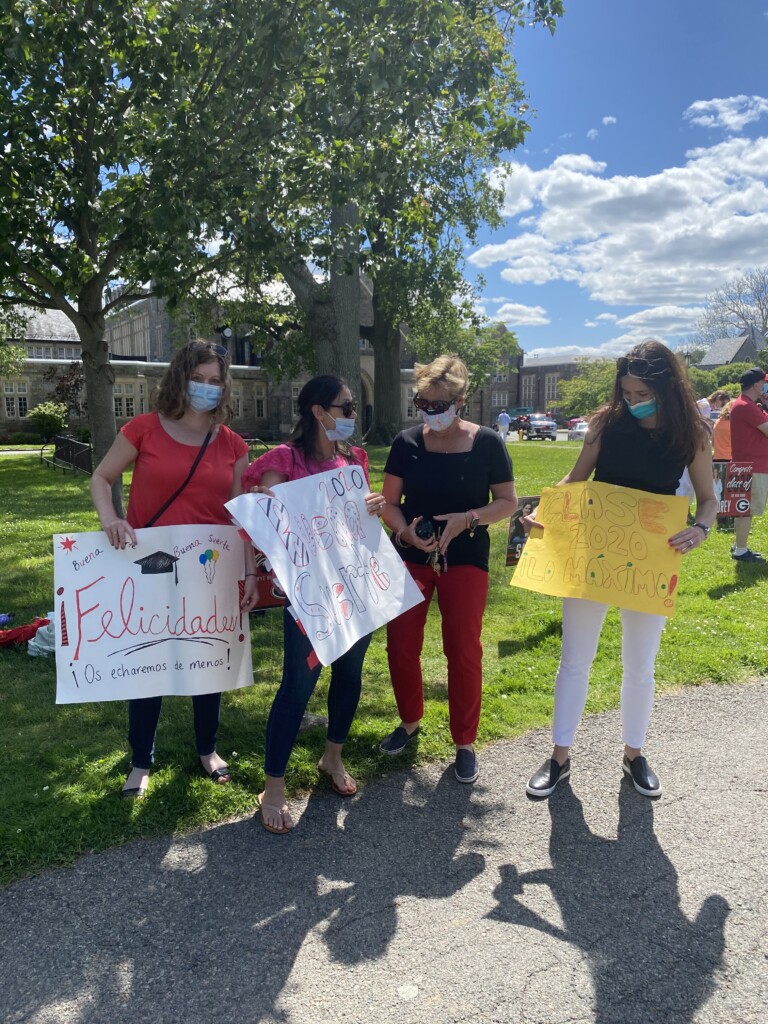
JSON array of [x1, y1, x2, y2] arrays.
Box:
[[154, 340, 233, 424], [590, 339, 709, 466]]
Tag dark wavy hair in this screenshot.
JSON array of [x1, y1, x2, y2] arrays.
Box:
[[154, 340, 232, 424], [288, 374, 359, 463], [590, 339, 709, 466]]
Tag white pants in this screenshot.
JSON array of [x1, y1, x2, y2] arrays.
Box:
[[552, 597, 666, 749], [499, 426, 509, 442]]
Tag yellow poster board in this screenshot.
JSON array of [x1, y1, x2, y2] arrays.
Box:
[[510, 481, 690, 616]]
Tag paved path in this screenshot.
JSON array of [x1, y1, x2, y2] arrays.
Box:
[[2, 682, 767, 1024]]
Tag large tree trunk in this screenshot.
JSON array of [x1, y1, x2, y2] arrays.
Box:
[[74, 287, 123, 513], [367, 285, 403, 444]]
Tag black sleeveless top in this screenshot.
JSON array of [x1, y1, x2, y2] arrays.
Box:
[[593, 410, 685, 496]]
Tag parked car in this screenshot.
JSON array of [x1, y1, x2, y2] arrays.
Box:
[[566, 416, 585, 429], [567, 420, 589, 442], [524, 413, 558, 441]]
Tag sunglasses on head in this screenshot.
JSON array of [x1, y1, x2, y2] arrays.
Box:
[[192, 341, 229, 358], [327, 399, 357, 418], [413, 395, 454, 414]]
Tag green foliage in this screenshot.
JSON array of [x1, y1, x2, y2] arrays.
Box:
[[27, 401, 68, 439], [556, 359, 616, 416], [0, 307, 27, 376], [7, 431, 41, 444]]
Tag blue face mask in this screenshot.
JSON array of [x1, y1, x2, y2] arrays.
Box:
[[625, 397, 658, 420], [322, 416, 356, 442], [187, 380, 224, 413]]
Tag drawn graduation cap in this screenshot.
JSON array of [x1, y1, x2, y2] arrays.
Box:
[[134, 550, 179, 585]]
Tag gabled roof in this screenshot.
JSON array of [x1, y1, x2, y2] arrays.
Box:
[[22, 309, 80, 343], [698, 336, 756, 368]]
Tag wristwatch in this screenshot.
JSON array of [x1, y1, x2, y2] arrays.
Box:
[[692, 522, 710, 540], [468, 511, 481, 537]]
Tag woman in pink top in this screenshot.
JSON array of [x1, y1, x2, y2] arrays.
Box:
[[91, 341, 258, 798], [242, 375, 384, 834]]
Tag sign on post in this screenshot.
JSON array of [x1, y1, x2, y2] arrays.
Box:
[[510, 481, 689, 616], [227, 466, 424, 666], [54, 525, 253, 703]]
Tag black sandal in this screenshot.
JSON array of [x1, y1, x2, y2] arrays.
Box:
[[205, 765, 232, 784]]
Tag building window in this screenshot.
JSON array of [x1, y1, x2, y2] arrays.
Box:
[[492, 372, 508, 383], [492, 392, 508, 407], [4, 382, 14, 394], [17, 382, 27, 394], [113, 383, 122, 395], [17, 396, 28, 417], [521, 375, 536, 405], [125, 397, 135, 417], [231, 389, 241, 417], [44, 346, 52, 359], [4, 397, 14, 417], [123, 382, 134, 395], [114, 396, 123, 417], [57, 346, 65, 359], [255, 384, 266, 419], [139, 399, 145, 414], [406, 387, 415, 419], [34, 346, 43, 359], [291, 384, 300, 418], [545, 373, 559, 403]]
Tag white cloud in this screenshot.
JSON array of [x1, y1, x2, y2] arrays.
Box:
[[595, 313, 618, 322], [495, 302, 550, 326], [684, 95, 768, 133], [602, 116, 617, 126], [587, 128, 599, 140], [526, 341, 627, 359], [469, 132, 768, 310]]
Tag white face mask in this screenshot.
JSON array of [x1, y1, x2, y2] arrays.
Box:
[[419, 405, 458, 432], [322, 416, 356, 442]]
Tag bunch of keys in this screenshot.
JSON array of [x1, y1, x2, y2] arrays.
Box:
[[415, 520, 447, 575]]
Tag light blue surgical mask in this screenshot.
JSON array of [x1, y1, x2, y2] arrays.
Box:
[[187, 380, 224, 412], [322, 416, 356, 442], [625, 397, 658, 420]]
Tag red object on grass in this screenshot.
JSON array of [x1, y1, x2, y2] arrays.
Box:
[[0, 617, 50, 648]]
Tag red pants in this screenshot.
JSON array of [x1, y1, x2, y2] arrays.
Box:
[[386, 562, 489, 745]]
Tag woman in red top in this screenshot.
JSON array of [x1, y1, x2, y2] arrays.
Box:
[[91, 341, 258, 798]]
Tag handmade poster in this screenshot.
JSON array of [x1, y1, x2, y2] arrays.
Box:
[[713, 461, 752, 517], [226, 466, 424, 666], [54, 525, 253, 704], [510, 481, 689, 616], [505, 495, 540, 567]]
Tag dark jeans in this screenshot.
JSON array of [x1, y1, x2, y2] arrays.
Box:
[[128, 693, 222, 770], [264, 606, 372, 778]]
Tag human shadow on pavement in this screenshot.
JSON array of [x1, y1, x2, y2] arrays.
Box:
[[1, 766, 487, 1024], [488, 782, 729, 1024]]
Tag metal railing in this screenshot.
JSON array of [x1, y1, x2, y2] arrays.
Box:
[[40, 435, 93, 476]]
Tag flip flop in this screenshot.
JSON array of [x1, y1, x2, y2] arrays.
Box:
[[317, 762, 357, 797], [257, 792, 293, 834], [120, 770, 149, 800]]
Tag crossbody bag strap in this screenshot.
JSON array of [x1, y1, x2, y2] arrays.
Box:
[[143, 429, 213, 528]]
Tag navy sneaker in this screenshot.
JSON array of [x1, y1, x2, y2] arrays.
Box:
[[526, 758, 571, 798], [455, 747, 479, 784], [379, 724, 420, 756], [732, 549, 765, 562], [623, 754, 662, 797]]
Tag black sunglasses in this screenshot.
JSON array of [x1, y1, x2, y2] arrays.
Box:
[[413, 395, 454, 414], [192, 341, 229, 358], [327, 399, 357, 417]]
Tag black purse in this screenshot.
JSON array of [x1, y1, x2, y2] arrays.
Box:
[[142, 429, 213, 528]]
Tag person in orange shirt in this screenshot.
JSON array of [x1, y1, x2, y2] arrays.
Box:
[[712, 400, 733, 461]]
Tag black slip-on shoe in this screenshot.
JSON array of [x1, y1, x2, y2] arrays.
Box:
[[622, 754, 662, 797], [454, 747, 479, 784], [379, 724, 421, 756], [526, 757, 570, 798]]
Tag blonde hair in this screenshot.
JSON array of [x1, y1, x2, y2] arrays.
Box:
[[719, 399, 735, 420], [413, 354, 469, 400]]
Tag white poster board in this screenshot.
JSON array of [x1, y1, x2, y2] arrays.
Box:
[[226, 466, 424, 666], [54, 525, 254, 704]]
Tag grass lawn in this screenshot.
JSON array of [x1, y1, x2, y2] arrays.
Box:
[[1, 441, 767, 884]]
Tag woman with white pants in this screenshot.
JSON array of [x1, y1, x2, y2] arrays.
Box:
[[526, 339, 716, 799]]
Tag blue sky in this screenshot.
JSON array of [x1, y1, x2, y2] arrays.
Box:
[[467, 0, 768, 358]]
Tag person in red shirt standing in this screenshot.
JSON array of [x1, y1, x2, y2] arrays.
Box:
[[91, 340, 259, 797], [729, 367, 768, 562]]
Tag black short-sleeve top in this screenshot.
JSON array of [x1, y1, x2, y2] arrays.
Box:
[[593, 410, 686, 496], [384, 424, 513, 571]]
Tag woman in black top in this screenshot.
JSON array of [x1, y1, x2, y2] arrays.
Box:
[[526, 339, 716, 800], [379, 355, 516, 784]]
